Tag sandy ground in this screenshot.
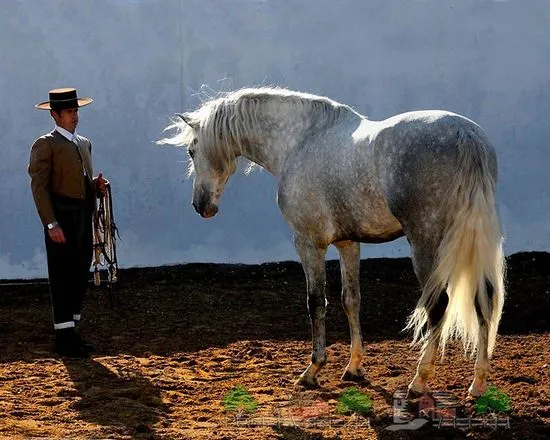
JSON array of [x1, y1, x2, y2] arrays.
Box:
[[0, 252, 548, 439]]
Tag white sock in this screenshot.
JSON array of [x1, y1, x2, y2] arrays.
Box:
[[54, 321, 75, 330]]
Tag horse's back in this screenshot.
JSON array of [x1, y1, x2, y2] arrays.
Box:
[[372, 110, 497, 234]]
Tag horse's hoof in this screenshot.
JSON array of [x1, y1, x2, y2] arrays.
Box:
[[468, 383, 487, 398], [295, 374, 320, 388], [341, 370, 365, 382], [406, 387, 430, 399]]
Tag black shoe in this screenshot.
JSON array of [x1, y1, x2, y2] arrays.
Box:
[[54, 328, 89, 358], [74, 331, 95, 353]]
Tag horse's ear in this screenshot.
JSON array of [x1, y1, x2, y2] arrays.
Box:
[[176, 113, 195, 128]]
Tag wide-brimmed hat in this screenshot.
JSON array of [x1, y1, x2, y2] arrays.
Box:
[[35, 88, 93, 111]]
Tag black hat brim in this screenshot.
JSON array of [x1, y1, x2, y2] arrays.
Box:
[[35, 97, 93, 110]]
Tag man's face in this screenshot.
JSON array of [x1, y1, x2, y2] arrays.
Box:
[[51, 108, 79, 133]]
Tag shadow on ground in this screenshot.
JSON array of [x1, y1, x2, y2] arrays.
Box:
[[0, 252, 548, 362]]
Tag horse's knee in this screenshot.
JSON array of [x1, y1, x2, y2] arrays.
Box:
[[307, 292, 326, 318], [341, 288, 360, 311]]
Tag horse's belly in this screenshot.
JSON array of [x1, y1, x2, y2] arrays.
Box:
[[332, 204, 404, 244], [354, 227, 405, 244], [338, 223, 404, 244]]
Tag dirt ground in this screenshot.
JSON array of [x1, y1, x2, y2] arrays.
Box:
[[0, 251, 548, 439]]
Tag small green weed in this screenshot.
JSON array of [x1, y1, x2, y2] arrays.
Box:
[[475, 386, 511, 415], [336, 387, 373, 416], [222, 385, 258, 413]]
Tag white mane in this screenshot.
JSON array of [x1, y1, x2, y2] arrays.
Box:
[[158, 87, 359, 173]]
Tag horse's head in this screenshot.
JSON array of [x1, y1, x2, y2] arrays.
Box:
[[176, 112, 237, 218]]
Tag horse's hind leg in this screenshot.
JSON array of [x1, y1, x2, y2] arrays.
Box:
[[469, 284, 493, 397], [294, 234, 328, 387], [408, 293, 448, 396], [407, 243, 448, 396], [469, 319, 490, 397], [335, 241, 364, 381]]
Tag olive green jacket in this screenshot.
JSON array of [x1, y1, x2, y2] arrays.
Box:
[[28, 130, 95, 226]]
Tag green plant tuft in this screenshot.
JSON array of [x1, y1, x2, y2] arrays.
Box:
[[222, 385, 258, 413], [336, 387, 373, 416], [475, 386, 511, 415]]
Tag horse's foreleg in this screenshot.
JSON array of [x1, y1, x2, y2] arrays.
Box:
[[335, 241, 364, 381], [294, 234, 327, 387]]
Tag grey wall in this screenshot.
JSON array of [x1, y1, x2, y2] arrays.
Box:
[[1, 0, 549, 279]]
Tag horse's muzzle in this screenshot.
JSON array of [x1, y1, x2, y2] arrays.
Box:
[[193, 201, 219, 218]]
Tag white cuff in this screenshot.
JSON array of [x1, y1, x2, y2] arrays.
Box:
[[54, 321, 75, 330]]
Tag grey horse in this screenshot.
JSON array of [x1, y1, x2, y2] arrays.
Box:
[[159, 87, 505, 397]]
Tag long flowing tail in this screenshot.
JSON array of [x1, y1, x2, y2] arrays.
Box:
[[407, 128, 505, 356]]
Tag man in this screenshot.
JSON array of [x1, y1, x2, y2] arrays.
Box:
[[29, 88, 108, 358]]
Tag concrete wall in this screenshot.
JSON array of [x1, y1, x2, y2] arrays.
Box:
[[1, 0, 548, 278]]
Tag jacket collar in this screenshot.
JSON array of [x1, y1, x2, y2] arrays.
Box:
[[54, 125, 77, 142]]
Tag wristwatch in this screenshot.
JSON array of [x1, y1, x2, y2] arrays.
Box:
[[47, 221, 58, 230]]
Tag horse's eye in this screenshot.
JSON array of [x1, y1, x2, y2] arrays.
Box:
[[192, 138, 198, 145], [188, 149, 195, 158]]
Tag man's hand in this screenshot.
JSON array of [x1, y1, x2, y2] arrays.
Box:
[[96, 172, 110, 196], [48, 225, 66, 243]]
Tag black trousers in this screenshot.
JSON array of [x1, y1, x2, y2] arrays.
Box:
[[45, 195, 93, 327]]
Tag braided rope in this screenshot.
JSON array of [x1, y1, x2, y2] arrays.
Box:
[[93, 185, 119, 288]]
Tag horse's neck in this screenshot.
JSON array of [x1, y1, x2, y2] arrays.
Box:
[[240, 137, 294, 178], [239, 101, 345, 177]]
